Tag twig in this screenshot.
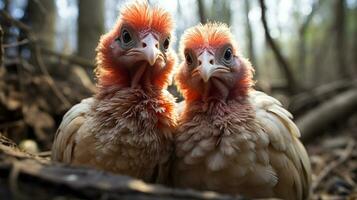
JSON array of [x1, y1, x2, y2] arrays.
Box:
[[0, 25, 3, 67], [36, 151, 51, 157], [0, 133, 17, 147], [0, 10, 71, 108], [0, 10, 32, 33], [33, 43, 71, 108], [3, 39, 30, 48], [312, 140, 355, 191], [19, 57, 36, 72]]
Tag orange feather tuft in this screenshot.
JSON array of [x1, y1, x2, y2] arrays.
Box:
[[174, 63, 201, 102], [179, 22, 237, 55], [153, 51, 177, 89], [121, 1, 173, 34], [231, 57, 255, 98], [95, 28, 127, 87]]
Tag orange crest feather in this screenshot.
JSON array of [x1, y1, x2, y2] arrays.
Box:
[[121, 1, 173, 34], [180, 22, 237, 56]]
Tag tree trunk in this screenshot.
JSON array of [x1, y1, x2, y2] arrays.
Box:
[[77, 0, 105, 62], [0, 25, 3, 68], [25, 0, 56, 50], [298, 0, 321, 85], [244, 0, 256, 70], [335, 0, 349, 78], [197, 0, 207, 24], [259, 0, 297, 93], [0, 25, 4, 78], [2, 0, 10, 13], [352, 8, 357, 77]]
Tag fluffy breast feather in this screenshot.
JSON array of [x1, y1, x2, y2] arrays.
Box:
[[52, 88, 176, 183], [173, 91, 311, 200]]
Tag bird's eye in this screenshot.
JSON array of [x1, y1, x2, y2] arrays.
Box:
[[185, 53, 193, 65], [224, 48, 233, 61], [122, 30, 132, 44], [163, 38, 170, 50]]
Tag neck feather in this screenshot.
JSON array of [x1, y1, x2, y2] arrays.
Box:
[[229, 57, 254, 99], [93, 86, 177, 134]]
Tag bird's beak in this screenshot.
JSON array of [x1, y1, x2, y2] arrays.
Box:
[[198, 51, 217, 82], [139, 34, 160, 66], [196, 50, 231, 82]]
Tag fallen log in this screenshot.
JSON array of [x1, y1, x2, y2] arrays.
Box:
[[0, 135, 246, 200], [289, 80, 357, 117], [297, 89, 357, 143]]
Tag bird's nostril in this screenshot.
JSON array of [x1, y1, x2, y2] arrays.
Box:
[[155, 43, 159, 48], [198, 61, 202, 65], [209, 59, 214, 65], [142, 42, 147, 48]]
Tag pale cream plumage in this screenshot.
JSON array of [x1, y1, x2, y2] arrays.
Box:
[[172, 22, 311, 200], [173, 91, 311, 200], [52, 89, 175, 183], [52, 1, 177, 183]]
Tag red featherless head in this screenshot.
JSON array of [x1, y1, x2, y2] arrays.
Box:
[[95, 1, 176, 90], [175, 22, 254, 102]]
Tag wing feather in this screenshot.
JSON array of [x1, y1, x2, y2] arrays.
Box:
[[51, 98, 94, 162], [249, 91, 311, 200]]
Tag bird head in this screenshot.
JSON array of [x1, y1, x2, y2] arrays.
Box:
[[175, 23, 254, 102], [96, 1, 176, 89]]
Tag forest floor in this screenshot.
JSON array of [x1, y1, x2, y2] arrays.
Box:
[[307, 119, 357, 200]]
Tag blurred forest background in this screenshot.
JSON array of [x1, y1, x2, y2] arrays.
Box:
[[0, 0, 357, 199]]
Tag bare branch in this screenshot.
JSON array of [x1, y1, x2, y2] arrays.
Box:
[[33, 43, 71, 108], [0, 10, 71, 108], [0, 10, 32, 33], [335, 0, 350, 78], [3, 39, 30, 48], [259, 0, 297, 93]]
